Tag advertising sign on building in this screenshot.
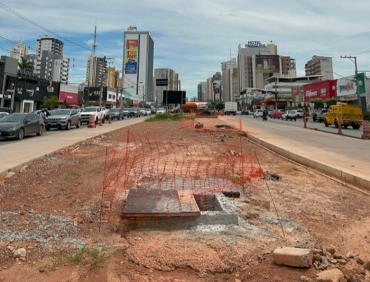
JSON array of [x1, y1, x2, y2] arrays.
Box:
[[124, 39, 138, 74], [255, 55, 280, 73], [336, 76, 357, 97], [303, 80, 337, 102], [59, 84, 78, 105]]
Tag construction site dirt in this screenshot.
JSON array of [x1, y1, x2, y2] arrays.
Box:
[[0, 118, 369, 281]]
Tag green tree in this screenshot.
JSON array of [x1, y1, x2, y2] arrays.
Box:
[[43, 95, 60, 110], [215, 103, 224, 110], [18, 57, 34, 72], [311, 98, 324, 109]]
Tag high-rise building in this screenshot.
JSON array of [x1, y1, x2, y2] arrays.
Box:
[[34, 35, 69, 84], [221, 59, 239, 102], [10, 42, 29, 65], [122, 26, 154, 103], [154, 68, 179, 106], [238, 41, 296, 91], [36, 50, 69, 84], [86, 55, 107, 87], [197, 81, 207, 101], [105, 67, 120, 88], [305, 56, 333, 80], [36, 35, 64, 58], [238, 41, 277, 91]]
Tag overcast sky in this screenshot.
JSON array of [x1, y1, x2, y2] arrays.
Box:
[[1, 0, 370, 98]]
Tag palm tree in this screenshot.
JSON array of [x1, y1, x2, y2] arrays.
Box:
[[18, 57, 34, 72]]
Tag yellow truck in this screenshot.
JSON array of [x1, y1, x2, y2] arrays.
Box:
[[324, 102, 362, 129]]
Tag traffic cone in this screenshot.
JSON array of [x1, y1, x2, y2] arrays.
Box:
[[88, 114, 96, 128], [108, 115, 112, 124], [99, 116, 103, 126]]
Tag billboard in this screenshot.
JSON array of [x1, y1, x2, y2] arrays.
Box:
[[124, 39, 138, 74], [255, 55, 280, 73], [163, 91, 186, 104], [336, 76, 357, 97], [303, 80, 336, 102], [59, 84, 78, 105]]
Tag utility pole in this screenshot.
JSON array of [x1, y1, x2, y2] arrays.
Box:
[[340, 55, 363, 114]]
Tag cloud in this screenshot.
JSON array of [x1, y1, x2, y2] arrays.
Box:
[[1, 0, 370, 97]]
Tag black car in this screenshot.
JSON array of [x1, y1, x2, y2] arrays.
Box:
[[0, 113, 44, 140], [108, 108, 124, 120], [0, 107, 13, 114]]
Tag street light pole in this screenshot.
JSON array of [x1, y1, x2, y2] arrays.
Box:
[[340, 55, 363, 114]]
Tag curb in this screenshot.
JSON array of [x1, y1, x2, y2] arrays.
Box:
[[246, 133, 370, 192]]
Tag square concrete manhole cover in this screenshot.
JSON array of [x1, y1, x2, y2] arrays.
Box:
[[123, 189, 200, 218]]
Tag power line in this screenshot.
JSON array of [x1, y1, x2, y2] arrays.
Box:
[[0, 46, 12, 53], [0, 2, 90, 51]]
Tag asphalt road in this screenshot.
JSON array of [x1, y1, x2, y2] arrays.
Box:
[[245, 115, 362, 138], [235, 115, 370, 188], [0, 117, 143, 146]]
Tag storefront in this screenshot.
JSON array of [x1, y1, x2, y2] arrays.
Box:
[[303, 80, 337, 103], [59, 84, 78, 107]]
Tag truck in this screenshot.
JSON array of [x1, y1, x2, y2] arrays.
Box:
[[80, 107, 105, 124], [324, 102, 362, 129], [224, 102, 238, 115]]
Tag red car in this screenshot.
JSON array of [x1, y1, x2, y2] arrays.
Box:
[[271, 110, 283, 119]]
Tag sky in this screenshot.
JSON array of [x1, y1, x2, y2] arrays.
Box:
[[1, 0, 370, 98]]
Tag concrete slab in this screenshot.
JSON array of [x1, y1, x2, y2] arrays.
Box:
[[122, 189, 200, 218]]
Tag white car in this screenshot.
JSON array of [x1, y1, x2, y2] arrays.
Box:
[[80, 107, 105, 124], [146, 109, 152, 115], [253, 109, 263, 118], [156, 108, 166, 114]]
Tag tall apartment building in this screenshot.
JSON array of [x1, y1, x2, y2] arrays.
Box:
[[34, 35, 69, 84], [10, 42, 29, 65], [238, 41, 297, 91], [122, 26, 154, 102], [305, 56, 333, 80], [86, 55, 107, 87], [154, 68, 179, 105], [105, 66, 120, 88], [238, 41, 277, 91], [197, 81, 207, 101], [221, 59, 239, 102]]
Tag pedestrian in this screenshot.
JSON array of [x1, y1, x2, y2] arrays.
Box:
[[262, 109, 268, 121]]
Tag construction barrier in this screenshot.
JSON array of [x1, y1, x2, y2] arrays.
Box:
[[88, 114, 96, 128]]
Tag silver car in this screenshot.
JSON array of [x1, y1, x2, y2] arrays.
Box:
[[46, 109, 81, 130]]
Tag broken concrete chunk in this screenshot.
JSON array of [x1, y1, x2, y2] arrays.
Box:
[[316, 268, 344, 282], [13, 248, 26, 258], [273, 247, 312, 268]]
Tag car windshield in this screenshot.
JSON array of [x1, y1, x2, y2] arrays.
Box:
[[109, 108, 120, 112], [157, 108, 165, 111], [288, 111, 295, 114], [0, 113, 26, 122], [83, 108, 97, 112], [50, 109, 71, 115]]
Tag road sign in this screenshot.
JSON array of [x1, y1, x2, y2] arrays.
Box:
[[156, 79, 168, 86]]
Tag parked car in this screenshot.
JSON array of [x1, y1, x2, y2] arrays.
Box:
[[108, 108, 124, 120], [146, 109, 152, 115], [253, 109, 264, 118], [45, 109, 81, 130], [139, 108, 147, 116], [283, 110, 298, 121], [241, 109, 250, 115], [313, 108, 328, 122], [296, 109, 304, 118], [156, 108, 166, 114], [126, 107, 141, 117], [0, 113, 44, 140], [0, 112, 9, 120], [80, 107, 105, 124], [0, 107, 13, 114], [270, 110, 283, 119], [268, 109, 273, 117]]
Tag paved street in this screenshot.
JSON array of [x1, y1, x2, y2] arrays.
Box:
[[0, 117, 146, 175], [226, 115, 370, 190], [244, 115, 363, 138]]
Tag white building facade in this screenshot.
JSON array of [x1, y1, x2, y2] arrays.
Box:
[[122, 26, 154, 103]]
